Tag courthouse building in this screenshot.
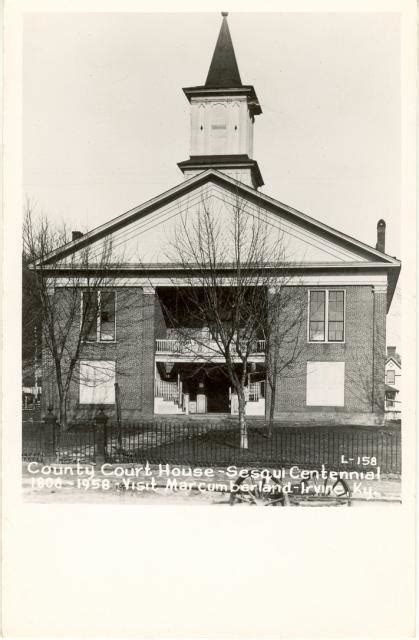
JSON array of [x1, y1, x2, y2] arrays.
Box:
[[39, 14, 400, 425]]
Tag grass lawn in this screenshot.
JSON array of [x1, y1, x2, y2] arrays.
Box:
[[22, 420, 401, 474], [131, 424, 401, 473]]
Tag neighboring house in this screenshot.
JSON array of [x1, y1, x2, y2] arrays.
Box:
[[22, 361, 42, 409], [37, 14, 400, 426], [385, 346, 402, 420]]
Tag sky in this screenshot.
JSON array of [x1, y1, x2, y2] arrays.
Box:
[[23, 11, 402, 345]]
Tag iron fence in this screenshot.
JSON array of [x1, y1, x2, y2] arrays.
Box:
[[22, 420, 402, 474], [22, 423, 48, 462], [55, 427, 96, 463], [22, 421, 96, 463]]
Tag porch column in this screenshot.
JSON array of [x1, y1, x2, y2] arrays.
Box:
[[141, 286, 156, 416], [184, 393, 189, 415]]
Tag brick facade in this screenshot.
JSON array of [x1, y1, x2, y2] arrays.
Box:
[[372, 285, 387, 414], [43, 281, 387, 426], [271, 285, 386, 425], [44, 286, 152, 422], [140, 290, 157, 417]]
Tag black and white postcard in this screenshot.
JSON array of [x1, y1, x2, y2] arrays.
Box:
[[2, 1, 416, 637]]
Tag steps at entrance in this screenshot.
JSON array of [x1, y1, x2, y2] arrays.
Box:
[[155, 413, 266, 425], [154, 397, 185, 415]]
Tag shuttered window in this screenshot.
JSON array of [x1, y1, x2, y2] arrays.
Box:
[[306, 361, 345, 406], [79, 361, 116, 404]]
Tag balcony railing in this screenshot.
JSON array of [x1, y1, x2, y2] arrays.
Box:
[[246, 381, 265, 402], [155, 339, 266, 355], [255, 341, 266, 353]]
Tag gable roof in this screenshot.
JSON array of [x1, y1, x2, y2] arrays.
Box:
[[386, 356, 401, 368], [40, 168, 401, 269]]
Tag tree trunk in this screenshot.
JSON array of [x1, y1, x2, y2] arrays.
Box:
[[58, 392, 68, 430], [268, 381, 276, 439], [238, 391, 248, 449]]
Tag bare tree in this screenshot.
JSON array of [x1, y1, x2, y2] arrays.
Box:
[[22, 251, 42, 393], [23, 205, 134, 429], [258, 284, 307, 437], [164, 192, 306, 448]]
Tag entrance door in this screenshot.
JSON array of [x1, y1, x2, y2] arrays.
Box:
[[206, 375, 229, 412], [182, 366, 230, 413], [196, 393, 207, 413]]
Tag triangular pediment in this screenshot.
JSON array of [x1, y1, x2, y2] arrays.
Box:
[[42, 170, 400, 269]]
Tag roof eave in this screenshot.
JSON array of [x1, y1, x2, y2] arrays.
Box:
[[41, 261, 400, 274], [182, 85, 262, 115], [386, 264, 401, 310]]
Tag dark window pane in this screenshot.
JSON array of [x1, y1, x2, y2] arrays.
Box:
[[328, 291, 344, 321], [327, 291, 344, 340], [330, 291, 344, 302], [309, 321, 325, 341], [328, 321, 344, 342], [309, 291, 325, 340], [100, 292, 115, 341], [82, 292, 98, 341], [309, 291, 325, 322]]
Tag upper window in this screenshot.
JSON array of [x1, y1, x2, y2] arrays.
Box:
[[100, 292, 116, 341], [82, 291, 116, 342], [308, 290, 345, 343], [386, 369, 395, 385], [308, 290, 326, 341]]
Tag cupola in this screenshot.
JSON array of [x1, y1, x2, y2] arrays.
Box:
[[178, 13, 264, 189]]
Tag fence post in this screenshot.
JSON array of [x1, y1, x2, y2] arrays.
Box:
[[43, 407, 58, 463], [95, 408, 108, 466]]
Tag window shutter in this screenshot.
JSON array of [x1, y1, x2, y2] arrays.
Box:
[[306, 361, 345, 406]]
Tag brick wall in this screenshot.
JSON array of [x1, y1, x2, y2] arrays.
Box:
[[42, 283, 387, 426], [372, 286, 386, 414], [270, 285, 386, 424], [140, 290, 157, 416], [43, 286, 155, 423]]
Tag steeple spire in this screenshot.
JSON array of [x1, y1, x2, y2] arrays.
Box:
[[205, 13, 242, 88]]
